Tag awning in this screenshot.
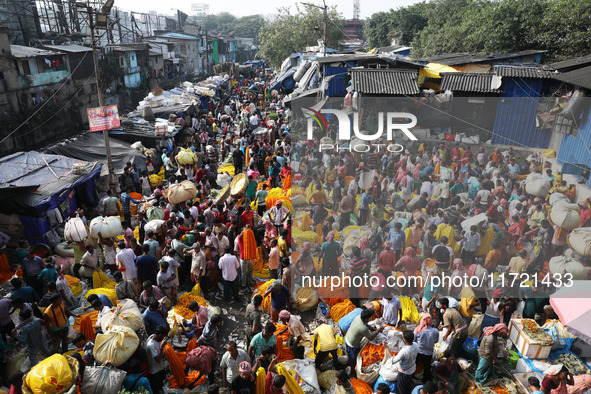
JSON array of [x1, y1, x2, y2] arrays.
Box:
[[550, 281, 591, 345]]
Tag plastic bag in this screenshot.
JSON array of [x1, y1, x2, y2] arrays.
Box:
[[378, 357, 399, 382], [549, 255, 587, 280], [318, 370, 337, 390], [294, 361, 322, 393], [94, 325, 139, 366], [100, 299, 143, 332], [356, 343, 389, 386], [525, 178, 551, 197], [167, 180, 197, 205], [81, 366, 127, 394], [433, 341, 449, 361], [176, 148, 197, 165], [4, 349, 30, 380], [550, 205, 581, 230], [543, 327, 566, 350], [89, 216, 123, 239], [568, 227, 591, 257], [24, 354, 73, 394], [144, 219, 165, 234], [373, 376, 396, 393], [64, 216, 88, 243], [462, 337, 479, 362]]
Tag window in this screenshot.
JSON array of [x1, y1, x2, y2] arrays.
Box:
[[0, 71, 4, 80], [22, 60, 31, 75], [131, 55, 135, 61], [91, 83, 97, 94]]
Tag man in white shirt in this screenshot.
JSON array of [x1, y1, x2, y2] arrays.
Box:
[[201, 228, 219, 261], [116, 241, 139, 292], [187, 201, 199, 221], [268, 201, 290, 233], [393, 330, 419, 394], [146, 326, 168, 394], [163, 153, 174, 175], [190, 243, 207, 284], [220, 340, 251, 388], [156, 260, 177, 301], [249, 114, 259, 130], [79, 244, 98, 280], [218, 246, 240, 301], [216, 232, 230, 257], [92, 298, 111, 332]]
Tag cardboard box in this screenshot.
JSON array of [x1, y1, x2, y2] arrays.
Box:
[[509, 319, 553, 359]]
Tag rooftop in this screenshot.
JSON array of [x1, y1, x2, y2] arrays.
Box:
[[440, 72, 502, 93], [10, 45, 64, 58], [549, 55, 591, 72], [43, 43, 92, 53], [158, 32, 200, 40], [552, 65, 591, 90], [417, 49, 547, 66], [493, 65, 558, 79], [350, 68, 420, 95]]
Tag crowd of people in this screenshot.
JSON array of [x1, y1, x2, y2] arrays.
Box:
[[0, 64, 590, 394]]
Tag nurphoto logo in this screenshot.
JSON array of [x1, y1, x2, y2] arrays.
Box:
[[301, 106, 419, 153]]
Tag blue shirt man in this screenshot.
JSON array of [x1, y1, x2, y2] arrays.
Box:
[[386, 225, 405, 253], [142, 303, 168, 335]]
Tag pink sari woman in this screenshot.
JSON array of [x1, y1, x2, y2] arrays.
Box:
[[263, 220, 277, 248]]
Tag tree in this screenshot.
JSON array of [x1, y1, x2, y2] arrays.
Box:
[[258, 5, 345, 68], [232, 15, 266, 43], [407, 0, 591, 58], [389, 3, 430, 47], [201, 13, 264, 42], [364, 11, 394, 48]]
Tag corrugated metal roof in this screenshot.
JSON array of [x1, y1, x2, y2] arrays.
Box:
[[350, 69, 420, 95], [493, 66, 557, 79], [440, 73, 502, 93], [552, 65, 591, 90], [418, 50, 547, 66], [43, 44, 92, 53], [10, 45, 63, 58], [549, 55, 591, 72]]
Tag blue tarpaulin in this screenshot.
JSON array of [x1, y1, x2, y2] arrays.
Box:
[[0, 151, 101, 244], [269, 69, 296, 91]]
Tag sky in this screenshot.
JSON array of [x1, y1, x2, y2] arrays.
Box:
[[114, 0, 424, 20]]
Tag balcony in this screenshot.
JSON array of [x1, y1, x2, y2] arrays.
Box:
[[18, 70, 69, 88], [126, 66, 141, 74]]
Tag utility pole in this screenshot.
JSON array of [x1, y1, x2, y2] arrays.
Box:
[[322, 0, 327, 58], [83, 4, 113, 173], [302, 1, 328, 57]]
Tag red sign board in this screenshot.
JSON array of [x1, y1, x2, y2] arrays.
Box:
[[87, 105, 120, 132]]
